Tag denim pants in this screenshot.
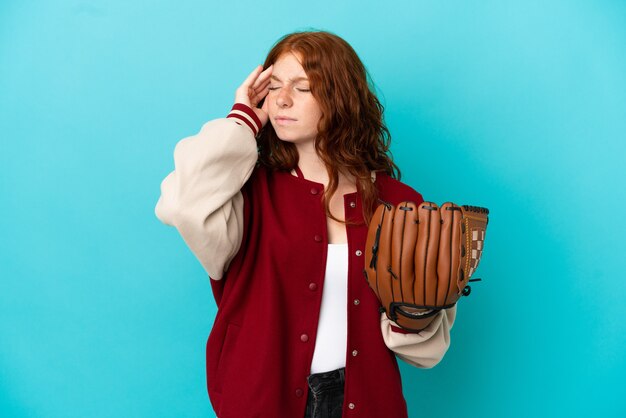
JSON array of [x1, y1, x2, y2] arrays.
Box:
[[304, 367, 345, 418]]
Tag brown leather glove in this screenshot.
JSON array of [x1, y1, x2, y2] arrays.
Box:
[[364, 201, 489, 332]]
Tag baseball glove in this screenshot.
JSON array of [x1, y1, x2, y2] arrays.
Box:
[[364, 201, 489, 332]]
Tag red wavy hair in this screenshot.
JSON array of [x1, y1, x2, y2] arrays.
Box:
[[257, 30, 401, 225]]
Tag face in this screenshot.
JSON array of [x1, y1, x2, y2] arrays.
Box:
[[264, 52, 323, 146]]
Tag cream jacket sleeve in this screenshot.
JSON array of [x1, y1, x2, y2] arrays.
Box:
[[380, 305, 456, 368], [154, 117, 258, 280]]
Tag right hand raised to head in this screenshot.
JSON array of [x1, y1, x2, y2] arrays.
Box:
[[234, 64, 273, 128]]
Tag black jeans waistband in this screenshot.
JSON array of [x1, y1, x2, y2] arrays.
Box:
[[306, 367, 345, 395]]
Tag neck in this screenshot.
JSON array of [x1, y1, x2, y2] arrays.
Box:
[[295, 141, 328, 184], [294, 141, 355, 187]]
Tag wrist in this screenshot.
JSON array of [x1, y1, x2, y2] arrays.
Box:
[[227, 103, 263, 136]]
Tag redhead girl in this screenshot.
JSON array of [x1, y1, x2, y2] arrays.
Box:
[[156, 30, 455, 418]]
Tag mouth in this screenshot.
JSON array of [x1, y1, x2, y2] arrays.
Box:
[[275, 117, 297, 125]]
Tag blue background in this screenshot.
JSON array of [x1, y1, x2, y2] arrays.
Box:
[[1, 1, 625, 417]]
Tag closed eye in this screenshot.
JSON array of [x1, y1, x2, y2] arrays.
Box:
[[268, 86, 310, 92]]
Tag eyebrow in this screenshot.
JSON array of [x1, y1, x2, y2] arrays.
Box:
[[270, 75, 309, 82]]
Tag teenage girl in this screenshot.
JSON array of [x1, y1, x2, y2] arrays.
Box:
[[155, 30, 455, 418]]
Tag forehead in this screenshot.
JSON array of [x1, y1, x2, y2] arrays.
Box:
[[271, 52, 309, 82]]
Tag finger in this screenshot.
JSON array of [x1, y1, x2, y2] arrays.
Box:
[[438, 202, 463, 306], [390, 201, 419, 306], [375, 203, 396, 309], [250, 83, 270, 107], [241, 65, 264, 89], [251, 78, 271, 97], [248, 76, 271, 105], [252, 64, 273, 90], [415, 202, 441, 308], [365, 203, 391, 303]]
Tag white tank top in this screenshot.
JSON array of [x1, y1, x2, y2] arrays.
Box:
[[309, 243, 349, 374]]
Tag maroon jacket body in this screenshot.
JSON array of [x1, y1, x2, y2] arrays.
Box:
[[206, 163, 424, 418]]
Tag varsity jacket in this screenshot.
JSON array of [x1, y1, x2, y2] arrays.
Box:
[[155, 104, 456, 418]]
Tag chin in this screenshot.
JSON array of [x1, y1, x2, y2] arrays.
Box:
[[271, 128, 296, 143], [269, 125, 315, 144], [277, 137, 300, 144]]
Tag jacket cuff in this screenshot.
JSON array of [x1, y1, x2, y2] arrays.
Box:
[[227, 103, 263, 136], [390, 324, 413, 334]]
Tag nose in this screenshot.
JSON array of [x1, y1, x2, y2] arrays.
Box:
[[276, 88, 292, 108]]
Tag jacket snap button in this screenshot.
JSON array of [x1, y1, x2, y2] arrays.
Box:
[[308, 283, 318, 291], [310, 188, 319, 195], [295, 388, 304, 397], [348, 403, 355, 409], [352, 350, 358, 356], [349, 201, 356, 208], [353, 299, 360, 305], [300, 334, 309, 342], [355, 250, 362, 256], [314, 235, 322, 242]]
